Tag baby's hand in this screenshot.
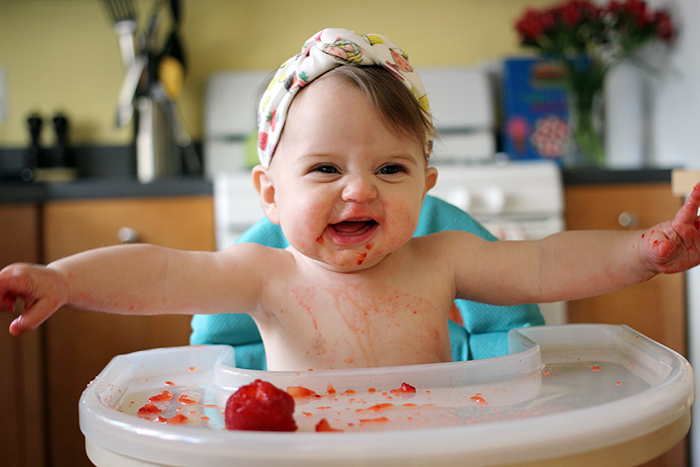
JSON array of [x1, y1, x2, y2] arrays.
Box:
[[639, 183, 700, 275], [0, 263, 68, 335]]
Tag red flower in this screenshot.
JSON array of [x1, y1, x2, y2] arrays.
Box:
[[515, 0, 674, 53], [515, 9, 545, 43], [540, 9, 557, 31], [560, 2, 583, 26], [625, 0, 651, 28], [654, 11, 674, 41]]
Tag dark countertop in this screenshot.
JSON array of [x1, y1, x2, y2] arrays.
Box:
[[0, 168, 676, 204], [560, 167, 674, 185], [0, 177, 213, 203]]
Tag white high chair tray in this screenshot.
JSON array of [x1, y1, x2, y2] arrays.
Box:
[[80, 324, 693, 467]]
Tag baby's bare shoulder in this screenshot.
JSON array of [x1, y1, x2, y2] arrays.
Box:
[[220, 242, 291, 261], [410, 230, 485, 253]]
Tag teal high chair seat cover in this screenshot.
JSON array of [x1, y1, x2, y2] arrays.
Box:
[[190, 195, 544, 369]]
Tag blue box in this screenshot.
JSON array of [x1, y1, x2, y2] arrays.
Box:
[[501, 58, 569, 163]]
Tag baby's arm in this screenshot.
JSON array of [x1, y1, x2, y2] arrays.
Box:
[[451, 183, 700, 304], [0, 243, 269, 336]]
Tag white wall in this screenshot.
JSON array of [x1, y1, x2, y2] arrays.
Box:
[[651, 0, 700, 168]]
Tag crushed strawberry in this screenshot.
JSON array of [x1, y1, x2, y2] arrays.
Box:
[[390, 382, 416, 394], [136, 402, 162, 417], [286, 385, 319, 398], [315, 418, 343, 432]]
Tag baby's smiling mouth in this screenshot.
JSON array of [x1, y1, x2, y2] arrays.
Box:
[[329, 218, 378, 238]]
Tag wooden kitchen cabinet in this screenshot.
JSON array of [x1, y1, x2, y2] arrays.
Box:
[[41, 196, 215, 467], [0, 203, 46, 467], [564, 181, 687, 467]]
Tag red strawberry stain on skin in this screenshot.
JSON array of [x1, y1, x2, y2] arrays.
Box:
[[354, 252, 367, 265], [226, 379, 298, 432], [316, 236, 324, 244]]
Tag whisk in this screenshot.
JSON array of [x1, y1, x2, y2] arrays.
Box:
[[102, 0, 138, 68]]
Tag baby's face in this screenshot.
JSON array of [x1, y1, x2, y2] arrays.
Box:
[[257, 77, 437, 271]]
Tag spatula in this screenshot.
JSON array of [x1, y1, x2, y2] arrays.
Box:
[[102, 0, 138, 68]]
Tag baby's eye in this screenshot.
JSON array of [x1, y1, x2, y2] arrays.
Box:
[[378, 164, 406, 175], [313, 165, 339, 174]]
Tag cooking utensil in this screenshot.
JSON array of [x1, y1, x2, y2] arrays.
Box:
[[159, 30, 186, 99], [152, 82, 201, 175], [101, 0, 138, 68], [142, 0, 167, 57], [115, 55, 147, 127]]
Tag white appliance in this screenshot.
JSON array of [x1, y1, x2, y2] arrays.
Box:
[[203, 66, 498, 175], [206, 66, 566, 325]]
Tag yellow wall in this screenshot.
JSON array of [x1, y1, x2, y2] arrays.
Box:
[[0, 0, 557, 147]]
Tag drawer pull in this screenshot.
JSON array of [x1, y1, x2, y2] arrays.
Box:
[[618, 211, 639, 229], [118, 227, 140, 244]]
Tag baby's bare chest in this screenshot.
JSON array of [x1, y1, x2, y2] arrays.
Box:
[[263, 280, 455, 368]]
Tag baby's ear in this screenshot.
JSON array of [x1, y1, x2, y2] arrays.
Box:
[[252, 166, 280, 224], [424, 167, 438, 194]]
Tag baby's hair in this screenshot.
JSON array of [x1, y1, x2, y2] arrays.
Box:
[[293, 65, 434, 160]]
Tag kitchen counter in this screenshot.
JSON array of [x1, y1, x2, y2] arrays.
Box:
[[0, 177, 213, 203], [561, 167, 674, 185]]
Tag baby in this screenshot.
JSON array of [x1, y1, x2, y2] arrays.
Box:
[[2, 29, 700, 371]]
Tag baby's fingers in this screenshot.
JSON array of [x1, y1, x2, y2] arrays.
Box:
[[674, 182, 700, 227], [8, 298, 59, 335], [0, 264, 68, 335], [645, 228, 677, 259]]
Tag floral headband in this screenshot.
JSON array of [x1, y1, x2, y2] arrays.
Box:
[[257, 28, 431, 167]]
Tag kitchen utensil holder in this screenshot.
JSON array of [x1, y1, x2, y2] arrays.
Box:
[[135, 96, 181, 183]]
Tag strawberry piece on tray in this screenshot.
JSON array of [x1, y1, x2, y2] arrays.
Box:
[[225, 379, 298, 432]]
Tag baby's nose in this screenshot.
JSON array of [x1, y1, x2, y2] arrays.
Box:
[[341, 175, 378, 203]]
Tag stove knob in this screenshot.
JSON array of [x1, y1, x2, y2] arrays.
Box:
[[118, 227, 140, 244], [618, 211, 639, 229], [482, 186, 505, 214]]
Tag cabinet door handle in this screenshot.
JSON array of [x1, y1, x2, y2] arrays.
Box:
[[618, 211, 639, 229], [118, 227, 140, 244]]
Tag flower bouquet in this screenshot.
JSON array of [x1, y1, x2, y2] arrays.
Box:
[[515, 0, 674, 167]]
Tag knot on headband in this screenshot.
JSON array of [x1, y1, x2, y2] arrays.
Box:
[[257, 28, 431, 167]]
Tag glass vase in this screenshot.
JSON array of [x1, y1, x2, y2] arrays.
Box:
[[561, 56, 607, 168], [564, 88, 606, 168]]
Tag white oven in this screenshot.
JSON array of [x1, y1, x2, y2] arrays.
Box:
[[205, 66, 566, 325]]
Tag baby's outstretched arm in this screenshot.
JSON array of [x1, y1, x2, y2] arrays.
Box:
[[1, 243, 268, 336], [534, 182, 700, 302], [451, 183, 700, 305]]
